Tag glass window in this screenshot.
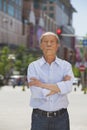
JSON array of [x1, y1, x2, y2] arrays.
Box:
[[18, 10, 22, 21], [19, 0, 22, 6], [15, 8, 19, 19], [62, 4, 64, 11], [49, 13, 54, 18], [34, 1, 39, 9], [49, 0, 56, 2], [15, 0, 19, 4], [3, 0, 7, 12], [8, 4, 14, 16], [49, 0, 55, 4], [49, 6, 54, 11], [24, 19, 28, 24], [15, 0, 22, 6], [15, 8, 22, 21], [0, 0, 2, 10], [42, 5, 47, 11]]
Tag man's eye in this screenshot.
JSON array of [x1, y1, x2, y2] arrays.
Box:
[[51, 41, 55, 43], [44, 41, 48, 43]]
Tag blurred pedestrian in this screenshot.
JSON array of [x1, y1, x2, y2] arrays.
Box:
[[27, 32, 74, 130], [12, 78, 16, 88]]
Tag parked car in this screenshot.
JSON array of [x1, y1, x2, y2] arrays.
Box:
[[8, 75, 25, 87], [73, 77, 81, 86]]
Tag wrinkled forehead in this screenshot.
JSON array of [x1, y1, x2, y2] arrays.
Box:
[[40, 32, 60, 43], [42, 35, 57, 41]]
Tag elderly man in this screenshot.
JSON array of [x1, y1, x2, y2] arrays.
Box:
[[27, 32, 74, 130]]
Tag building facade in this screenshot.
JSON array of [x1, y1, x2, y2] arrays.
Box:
[[40, 0, 76, 63], [0, 0, 25, 48], [23, 0, 58, 49], [0, 0, 76, 63]]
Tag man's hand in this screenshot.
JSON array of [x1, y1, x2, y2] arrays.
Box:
[[46, 90, 56, 96], [29, 77, 42, 87], [46, 75, 71, 96], [63, 75, 71, 81], [28, 75, 71, 96]]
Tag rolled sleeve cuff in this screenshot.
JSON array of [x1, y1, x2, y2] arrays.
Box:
[[57, 81, 72, 94], [42, 89, 50, 96]]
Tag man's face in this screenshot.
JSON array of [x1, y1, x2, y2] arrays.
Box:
[[40, 35, 60, 56]]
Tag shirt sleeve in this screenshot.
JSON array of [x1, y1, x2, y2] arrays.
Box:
[[27, 63, 48, 98], [56, 62, 74, 94]]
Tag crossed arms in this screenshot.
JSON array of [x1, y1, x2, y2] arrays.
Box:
[[28, 75, 71, 96]]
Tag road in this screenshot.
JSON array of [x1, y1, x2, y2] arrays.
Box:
[[68, 85, 87, 130], [0, 85, 87, 130]]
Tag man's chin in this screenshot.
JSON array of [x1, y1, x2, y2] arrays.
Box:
[[45, 53, 55, 57]]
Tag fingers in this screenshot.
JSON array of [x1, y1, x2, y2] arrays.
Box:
[[46, 91, 56, 96], [30, 77, 37, 81], [28, 81, 34, 86], [28, 77, 41, 87], [63, 75, 71, 81]]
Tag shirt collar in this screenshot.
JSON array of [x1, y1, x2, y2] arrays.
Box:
[[39, 56, 61, 66], [55, 57, 61, 65], [39, 57, 46, 66]]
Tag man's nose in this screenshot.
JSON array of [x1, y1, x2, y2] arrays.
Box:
[[47, 42, 51, 46]]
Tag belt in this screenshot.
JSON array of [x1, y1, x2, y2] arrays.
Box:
[[33, 108, 67, 118]]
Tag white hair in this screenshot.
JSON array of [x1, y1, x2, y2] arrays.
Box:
[[39, 32, 60, 44]]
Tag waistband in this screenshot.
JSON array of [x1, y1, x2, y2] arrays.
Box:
[[33, 108, 67, 118]]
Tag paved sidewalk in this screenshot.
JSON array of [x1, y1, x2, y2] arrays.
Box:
[[0, 86, 32, 130], [0, 85, 87, 130], [68, 85, 87, 130]]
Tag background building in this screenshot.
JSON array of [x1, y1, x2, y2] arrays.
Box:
[[0, 0, 25, 48], [0, 0, 76, 63], [41, 0, 76, 63]]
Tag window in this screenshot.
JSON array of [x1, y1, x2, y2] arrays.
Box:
[[42, 5, 47, 11], [19, 0, 22, 6], [49, 0, 55, 4], [15, 0, 22, 6], [49, 6, 54, 11], [18, 10, 22, 21], [8, 4, 14, 16], [15, 9, 22, 21], [3, 0, 7, 13], [15, 0, 19, 5], [34, 1, 39, 9], [61, 4, 64, 11], [0, 0, 2, 10], [49, 13, 54, 18]]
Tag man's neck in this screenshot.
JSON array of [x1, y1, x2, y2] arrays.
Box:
[[44, 55, 56, 64]]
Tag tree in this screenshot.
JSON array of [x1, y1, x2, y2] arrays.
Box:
[[0, 47, 14, 84]]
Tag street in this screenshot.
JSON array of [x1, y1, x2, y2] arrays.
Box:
[[0, 85, 87, 130]]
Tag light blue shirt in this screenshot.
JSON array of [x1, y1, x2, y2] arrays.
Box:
[[27, 57, 74, 111]]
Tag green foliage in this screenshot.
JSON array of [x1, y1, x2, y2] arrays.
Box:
[[1, 45, 83, 80], [0, 45, 40, 78], [72, 65, 80, 77], [0, 47, 10, 77], [14, 46, 38, 75], [15, 60, 22, 71], [0, 62, 4, 75]]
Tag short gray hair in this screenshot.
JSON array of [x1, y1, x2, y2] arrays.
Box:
[[39, 32, 60, 44]]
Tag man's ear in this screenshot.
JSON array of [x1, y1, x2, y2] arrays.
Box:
[[39, 43, 43, 50], [57, 43, 60, 48]]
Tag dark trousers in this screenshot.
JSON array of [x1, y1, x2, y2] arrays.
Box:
[[31, 109, 70, 130]]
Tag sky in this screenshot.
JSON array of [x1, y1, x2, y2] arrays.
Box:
[[71, 0, 87, 37]]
